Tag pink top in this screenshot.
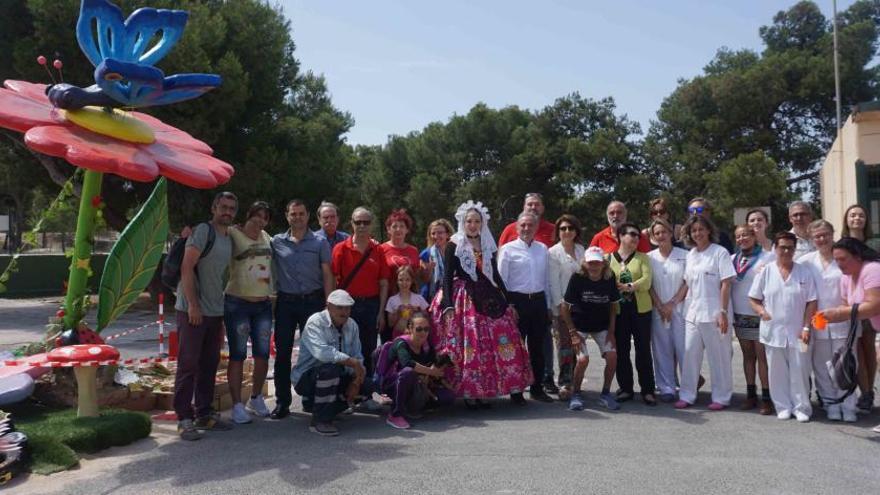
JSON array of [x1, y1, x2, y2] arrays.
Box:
[[840, 261, 880, 329]]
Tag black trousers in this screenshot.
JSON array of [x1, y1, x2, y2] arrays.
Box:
[[508, 292, 548, 389], [274, 291, 325, 408], [615, 303, 655, 394]]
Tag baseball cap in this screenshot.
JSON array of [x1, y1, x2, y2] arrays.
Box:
[[584, 246, 605, 263]]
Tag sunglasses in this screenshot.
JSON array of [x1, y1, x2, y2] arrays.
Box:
[[559, 226, 576, 232], [413, 326, 431, 333], [688, 206, 705, 214], [353, 220, 372, 226], [651, 209, 667, 216], [623, 231, 640, 237]]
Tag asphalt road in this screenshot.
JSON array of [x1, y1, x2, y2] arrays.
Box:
[[3, 297, 880, 494]]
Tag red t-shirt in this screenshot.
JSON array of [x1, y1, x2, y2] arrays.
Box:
[[589, 226, 651, 255], [331, 238, 391, 298], [498, 219, 556, 247], [379, 242, 421, 295]]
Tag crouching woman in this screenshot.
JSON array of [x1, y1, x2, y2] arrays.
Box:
[[385, 311, 454, 429]]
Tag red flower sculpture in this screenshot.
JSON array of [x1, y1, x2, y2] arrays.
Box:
[[0, 80, 233, 189]]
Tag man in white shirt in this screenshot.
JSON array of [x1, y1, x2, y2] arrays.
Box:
[[498, 212, 554, 402], [788, 201, 816, 259]]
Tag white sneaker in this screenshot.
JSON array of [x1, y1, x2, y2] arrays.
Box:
[[794, 411, 810, 423], [842, 409, 858, 423], [826, 405, 842, 421], [231, 403, 252, 424], [777, 409, 792, 420], [247, 395, 271, 417]]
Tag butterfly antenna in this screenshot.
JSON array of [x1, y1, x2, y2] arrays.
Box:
[[53, 59, 64, 83], [37, 56, 57, 84]]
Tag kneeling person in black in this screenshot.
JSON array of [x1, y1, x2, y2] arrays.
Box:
[[560, 246, 621, 411]]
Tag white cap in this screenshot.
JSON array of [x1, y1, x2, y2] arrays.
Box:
[[327, 289, 355, 307], [584, 246, 605, 263]]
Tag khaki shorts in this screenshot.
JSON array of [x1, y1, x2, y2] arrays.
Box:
[[575, 330, 615, 356]]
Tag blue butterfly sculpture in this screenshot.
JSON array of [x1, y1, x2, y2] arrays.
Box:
[[47, 0, 221, 109]]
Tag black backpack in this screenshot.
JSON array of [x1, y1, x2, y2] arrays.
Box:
[[823, 304, 860, 405], [160, 223, 215, 291]]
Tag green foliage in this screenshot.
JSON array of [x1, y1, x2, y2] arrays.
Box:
[[707, 151, 794, 230], [97, 178, 169, 331]]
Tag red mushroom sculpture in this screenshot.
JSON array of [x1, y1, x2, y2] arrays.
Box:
[[46, 344, 119, 417]]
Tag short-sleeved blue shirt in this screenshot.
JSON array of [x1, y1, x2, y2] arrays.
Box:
[[313, 228, 350, 251], [272, 230, 331, 294]]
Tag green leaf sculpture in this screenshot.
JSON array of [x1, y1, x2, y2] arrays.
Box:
[[96, 178, 169, 331]]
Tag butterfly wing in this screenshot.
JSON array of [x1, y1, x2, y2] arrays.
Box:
[[96, 59, 221, 108], [76, 0, 188, 67]]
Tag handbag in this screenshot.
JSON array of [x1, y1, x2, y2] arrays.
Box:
[[824, 304, 860, 404]]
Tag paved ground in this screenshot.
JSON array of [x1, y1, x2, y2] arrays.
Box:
[[3, 298, 879, 494]]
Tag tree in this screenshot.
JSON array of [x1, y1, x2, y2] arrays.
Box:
[[644, 0, 880, 223]]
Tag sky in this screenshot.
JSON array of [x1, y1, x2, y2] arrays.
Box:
[[280, 0, 858, 146]]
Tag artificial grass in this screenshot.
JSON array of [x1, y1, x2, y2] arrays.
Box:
[[4, 401, 151, 475]]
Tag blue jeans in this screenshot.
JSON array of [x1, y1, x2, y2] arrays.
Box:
[[223, 295, 273, 361], [274, 292, 325, 408]]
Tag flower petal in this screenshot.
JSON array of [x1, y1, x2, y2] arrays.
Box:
[[0, 82, 63, 133], [25, 125, 160, 182], [145, 142, 234, 189], [130, 111, 214, 155], [4, 80, 52, 104]]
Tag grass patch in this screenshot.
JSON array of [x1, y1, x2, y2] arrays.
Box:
[[4, 401, 151, 475]]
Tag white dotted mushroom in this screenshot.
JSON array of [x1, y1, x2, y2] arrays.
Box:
[[46, 344, 119, 417]]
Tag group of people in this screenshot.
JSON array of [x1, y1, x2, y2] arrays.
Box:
[[170, 191, 880, 439]]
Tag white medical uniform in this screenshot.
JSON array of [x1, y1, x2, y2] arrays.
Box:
[[648, 246, 689, 395], [748, 261, 817, 416], [680, 243, 736, 405], [799, 251, 857, 415]]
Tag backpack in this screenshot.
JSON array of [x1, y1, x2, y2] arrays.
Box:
[[824, 304, 860, 404], [371, 335, 428, 391], [160, 223, 215, 291]]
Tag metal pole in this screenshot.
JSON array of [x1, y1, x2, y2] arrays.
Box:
[[833, 0, 842, 132]]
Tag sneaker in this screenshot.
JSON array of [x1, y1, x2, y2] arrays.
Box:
[[194, 413, 234, 431], [826, 404, 842, 421], [356, 399, 385, 413], [386, 415, 411, 429], [872, 423, 880, 433], [231, 403, 252, 424], [309, 421, 339, 436], [659, 393, 676, 403], [843, 409, 858, 423], [674, 400, 690, 409], [857, 392, 874, 414], [599, 393, 620, 411], [542, 380, 560, 395], [707, 402, 725, 411], [615, 389, 634, 402], [794, 411, 810, 423], [568, 392, 585, 411], [177, 419, 202, 441], [777, 409, 792, 420], [247, 395, 271, 417]]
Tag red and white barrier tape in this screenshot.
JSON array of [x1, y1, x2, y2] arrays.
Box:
[[103, 321, 160, 341]]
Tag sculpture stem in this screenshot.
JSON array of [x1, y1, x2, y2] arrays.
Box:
[[63, 169, 103, 330]]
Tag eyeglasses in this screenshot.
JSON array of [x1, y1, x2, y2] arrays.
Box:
[[651, 209, 667, 216], [413, 326, 431, 333], [623, 231, 640, 238], [559, 226, 576, 232], [688, 206, 705, 214], [353, 220, 371, 226]]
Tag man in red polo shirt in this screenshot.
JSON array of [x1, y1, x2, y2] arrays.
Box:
[[590, 200, 651, 254], [498, 193, 556, 247], [331, 206, 390, 381]]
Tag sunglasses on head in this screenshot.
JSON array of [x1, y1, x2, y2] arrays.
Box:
[[353, 220, 371, 226], [688, 206, 705, 214]]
